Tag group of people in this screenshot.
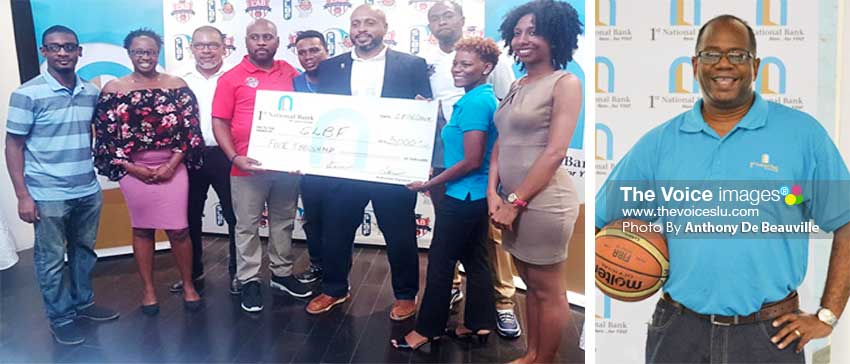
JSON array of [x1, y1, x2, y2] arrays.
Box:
[[5, 1, 581, 363]]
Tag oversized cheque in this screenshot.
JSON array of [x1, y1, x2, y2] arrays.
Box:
[[247, 91, 439, 185]]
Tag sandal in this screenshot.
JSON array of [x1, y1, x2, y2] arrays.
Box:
[[390, 334, 440, 351]]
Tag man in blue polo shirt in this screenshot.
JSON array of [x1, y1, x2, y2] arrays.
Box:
[[5, 25, 118, 345], [596, 15, 850, 363]]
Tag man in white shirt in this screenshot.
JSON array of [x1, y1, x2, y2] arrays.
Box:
[[306, 4, 432, 319], [421, 0, 522, 339], [170, 25, 239, 295]]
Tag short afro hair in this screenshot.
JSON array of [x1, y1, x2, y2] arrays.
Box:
[[295, 30, 328, 50], [42, 25, 79, 45], [454, 37, 501, 69], [499, 0, 583, 70], [123, 28, 163, 50], [695, 14, 757, 55]]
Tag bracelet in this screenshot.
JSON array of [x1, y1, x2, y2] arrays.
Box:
[[230, 154, 239, 163]]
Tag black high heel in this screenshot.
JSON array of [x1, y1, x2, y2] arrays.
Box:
[[444, 328, 491, 344], [391, 335, 441, 351], [183, 298, 203, 312], [141, 303, 160, 316]]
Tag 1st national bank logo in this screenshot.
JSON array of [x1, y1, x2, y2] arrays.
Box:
[[595, 57, 631, 109], [649, 57, 699, 109], [757, 0, 786, 26], [595, 123, 615, 179], [756, 57, 803, 108], [595, 293, 629, 335], [595, 0, 632, 42], [651, 0, 700, 41], [754, 0, 806, 42]]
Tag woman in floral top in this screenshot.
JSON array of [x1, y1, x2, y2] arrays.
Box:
[[93, 29, 204, 314]]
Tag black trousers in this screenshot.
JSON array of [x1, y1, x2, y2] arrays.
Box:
[[187, 146, 237, 278], [300, 175, 330, 266], [415, 196, 496, 337], [319, 178, 419, 299]]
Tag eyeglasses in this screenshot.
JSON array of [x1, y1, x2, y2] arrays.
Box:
[[191, 42, 222, 50], [43, 43, 79, 53], [696, 50, 754, 65], [129, 49, 158, 58]]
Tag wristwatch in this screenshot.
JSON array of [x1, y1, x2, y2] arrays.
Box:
[[506, 193, 528, 208], [817, 307, 838, 327]]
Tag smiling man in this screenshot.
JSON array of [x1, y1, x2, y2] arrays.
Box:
[[595, 15, 850, 363], [211, 19, 311, 313], [307, 4, 432, 319], [5, 25, 118, 345]]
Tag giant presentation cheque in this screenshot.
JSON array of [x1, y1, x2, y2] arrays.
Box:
[[247, 91, 439, 185]]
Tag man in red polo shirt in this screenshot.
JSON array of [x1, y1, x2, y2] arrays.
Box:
[[211, 19, 311, 313]]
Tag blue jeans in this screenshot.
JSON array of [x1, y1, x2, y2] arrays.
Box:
[[33, 191, 102, 328], [646, 296, 805, 364]]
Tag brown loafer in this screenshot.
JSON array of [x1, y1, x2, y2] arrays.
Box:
[[306, 293, 350, 315], [390, 299, 417, 321]]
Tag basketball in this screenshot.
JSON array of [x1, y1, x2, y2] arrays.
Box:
[[595, 219, 669, 302]]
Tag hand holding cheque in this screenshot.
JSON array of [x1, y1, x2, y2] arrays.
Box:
[[247, 91, 438, 185]]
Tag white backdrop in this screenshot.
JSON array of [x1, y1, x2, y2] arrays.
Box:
[[595, 1, 830, 363], [163, 0, 485, 247]]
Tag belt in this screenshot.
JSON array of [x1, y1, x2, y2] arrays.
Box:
[[661, 291, 799, 326]]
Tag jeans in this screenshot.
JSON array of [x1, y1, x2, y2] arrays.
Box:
[[33, 191, 102, 328], [646, 296, 805, 364], [415, 196, 496, 337]]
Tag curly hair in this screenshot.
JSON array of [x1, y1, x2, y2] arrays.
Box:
[[498, 0, 583, 69], [123, 28, 163, 50], [454, 37, 501, 68]]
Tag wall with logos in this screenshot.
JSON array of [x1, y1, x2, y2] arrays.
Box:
[[595, 0, 837, 363]]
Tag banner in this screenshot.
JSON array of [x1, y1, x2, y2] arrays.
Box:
[[595, 1, 826, 362]]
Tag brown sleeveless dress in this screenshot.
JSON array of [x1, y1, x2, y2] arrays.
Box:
[[493, 70, 579, 265]]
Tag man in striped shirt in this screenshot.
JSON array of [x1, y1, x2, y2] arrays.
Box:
[[5, 25, 118, 346]]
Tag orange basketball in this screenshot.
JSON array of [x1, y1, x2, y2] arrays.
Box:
[[595, 219, 669, 302]]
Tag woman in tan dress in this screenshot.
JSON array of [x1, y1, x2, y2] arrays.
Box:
[[488, 1, 583, 363]]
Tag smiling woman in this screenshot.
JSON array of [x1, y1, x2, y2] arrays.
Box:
[[92, 28, 205, 316]]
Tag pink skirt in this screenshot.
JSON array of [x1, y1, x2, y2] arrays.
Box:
[[119, 150, 188, 229]]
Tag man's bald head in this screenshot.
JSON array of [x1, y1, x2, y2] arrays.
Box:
[[350, 4, 388, 55], [246, 18, 278, 35]]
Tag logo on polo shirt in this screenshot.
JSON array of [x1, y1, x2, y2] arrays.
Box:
[[324, 0, 352, 17], [749, 153, 780, 173], [780, 184, 803, 205], [171, 0, 196, 23], [756, 0, 787, 26], [246, 0, 272, 19], [756, 57, 787, 95], [245, 77, 259, 88]]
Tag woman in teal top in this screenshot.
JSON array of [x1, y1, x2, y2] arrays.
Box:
[[391, 37, 501, 351]]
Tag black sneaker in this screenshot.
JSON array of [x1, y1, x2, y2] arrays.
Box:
[[295, 263, 323, 284], [241, 281, 263, 313], [168, 272, 206, 293], [448, 287, 464, 311], [496, 309, 521, 338], [230, 277, 242, 295], [270, 274, 313, 298], [49, 322, 85, 345], [76, 303, 120, 321]]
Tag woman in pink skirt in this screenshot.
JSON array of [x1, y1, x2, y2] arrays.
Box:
[[94, 29, 204, 315]]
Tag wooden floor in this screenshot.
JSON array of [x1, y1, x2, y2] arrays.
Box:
[[0, 235, 584, 363]]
